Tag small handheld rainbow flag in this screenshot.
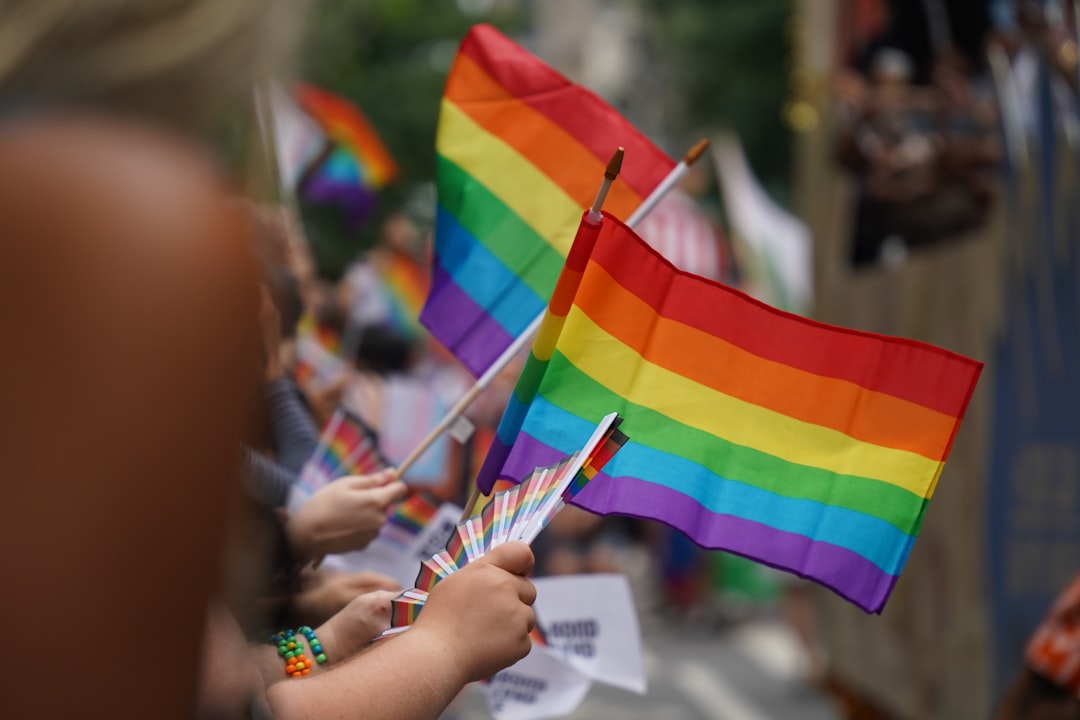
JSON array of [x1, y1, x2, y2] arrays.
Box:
[[478, 212, 983, 614], [295, 83, 399, 226], [378, 250, 430, 340], [293, 313, 347, 390], [382, 414, 626, 631], [296, 407, 387, 497], [420, 24, 674, 378], [379, 493, 441, 551]]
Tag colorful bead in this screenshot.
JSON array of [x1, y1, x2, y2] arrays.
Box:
[[271, 627, 322, 677], [298, 626, 328, 665]]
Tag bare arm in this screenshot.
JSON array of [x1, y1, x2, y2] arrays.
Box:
[[266, 542, 537, 720]]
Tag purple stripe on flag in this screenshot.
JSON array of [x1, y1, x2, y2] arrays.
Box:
[[495, 431, 899, 613], [420, 266, 515, 377]]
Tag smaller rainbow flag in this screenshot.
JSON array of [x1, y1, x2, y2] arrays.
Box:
[[378, 251, 430, 340], [379, 494, 440, 551], [295, 83, 398, 225], [297, 407, 387, 497], [294, 313, 347, 389], [478, 212, 983, 614]]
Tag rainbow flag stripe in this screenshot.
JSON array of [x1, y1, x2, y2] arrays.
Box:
[[385, 494, 439, 536], [298, 408, 387, 496], [296, 83, 398, 187], [567, 426, 629, 497], [380, 251, 429, 340], [419, 24, 674, 377], [478, 213, 982, 613]]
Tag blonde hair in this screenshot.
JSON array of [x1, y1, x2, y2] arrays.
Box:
[[0, 0, 301, 133]]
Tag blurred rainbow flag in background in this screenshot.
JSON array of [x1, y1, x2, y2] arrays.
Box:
[[379, 251, 429, 340], [296, 83, 399, 225], [297, 407, 387, 497], [419, 24, 674, 378], [379, 494, 441, 551], [294, 312, 347, 390]]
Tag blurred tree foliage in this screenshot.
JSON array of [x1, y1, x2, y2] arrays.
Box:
[[293, 0, 790, 277], [639, 0, 792, 199], [296, 0, 522, 278]]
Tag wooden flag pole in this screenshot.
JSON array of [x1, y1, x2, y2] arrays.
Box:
[[587, 147, 624, 222], [393, 141, 709, 517]]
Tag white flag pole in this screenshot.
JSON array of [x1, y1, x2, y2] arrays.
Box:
[[398, 141, 709, 506]]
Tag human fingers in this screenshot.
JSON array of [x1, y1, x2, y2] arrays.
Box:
[[479, 541, 535, 577], [368, 479, 409, 507], [515, 576, 537, 607], [341, 469, 397, 491]]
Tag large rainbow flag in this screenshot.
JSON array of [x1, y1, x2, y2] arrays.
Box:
[[478, 213, 983, 613], [296, 83, 399, 224], [419, 24, 674, 378]]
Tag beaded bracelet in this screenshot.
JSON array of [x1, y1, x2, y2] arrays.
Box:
[[270, 627, 328, 678], [298, 625, 329, 666]]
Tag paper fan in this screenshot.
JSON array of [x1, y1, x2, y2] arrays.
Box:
[[384, 412, 629, 633]]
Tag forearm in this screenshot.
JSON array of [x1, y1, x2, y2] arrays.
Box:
[[265, 629, 468, 720], [251, 642, 289, 689]]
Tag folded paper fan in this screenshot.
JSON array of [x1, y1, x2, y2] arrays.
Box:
[[384, 412, 628, 631]]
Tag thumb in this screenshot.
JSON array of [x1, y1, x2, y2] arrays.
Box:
[[478, 541, 534, 577]]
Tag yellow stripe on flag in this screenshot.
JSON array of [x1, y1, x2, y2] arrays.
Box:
[[558, 306, 944, 498], [437, 101, 582, 255]]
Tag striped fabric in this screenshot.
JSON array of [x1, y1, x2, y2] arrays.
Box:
[[296, 83, 398, 225], [478, 212, 982, 613], [634, 188, 729, 281], [419, 24, 673, 377]]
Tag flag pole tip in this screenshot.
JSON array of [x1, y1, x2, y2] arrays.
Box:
[[684, 138, 709, 165], [604, 147, 625, 180]]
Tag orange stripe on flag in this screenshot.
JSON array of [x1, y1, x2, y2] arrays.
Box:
[[445, 54, 643, 221]]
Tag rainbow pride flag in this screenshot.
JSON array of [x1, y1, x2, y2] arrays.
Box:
[[296, 83, 398, 224], [297, 407, 387, 497], [478, 213, 983, 613], [379, 251, 429, 340], [379, 494, 440, 551], [419, 24, 674, 378], [294, 312, 346, 389]]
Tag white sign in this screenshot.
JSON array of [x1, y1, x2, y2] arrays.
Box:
[[480, 644, 592, 720], [533, 574, 647, 694]]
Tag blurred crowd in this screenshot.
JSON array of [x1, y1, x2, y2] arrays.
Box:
[[835, 0, 1080, 268]]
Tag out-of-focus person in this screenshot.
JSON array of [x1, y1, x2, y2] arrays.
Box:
[[996, 572, 1080, 720], [1, 1, 539, 718], [0, 2, 296, 717]]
